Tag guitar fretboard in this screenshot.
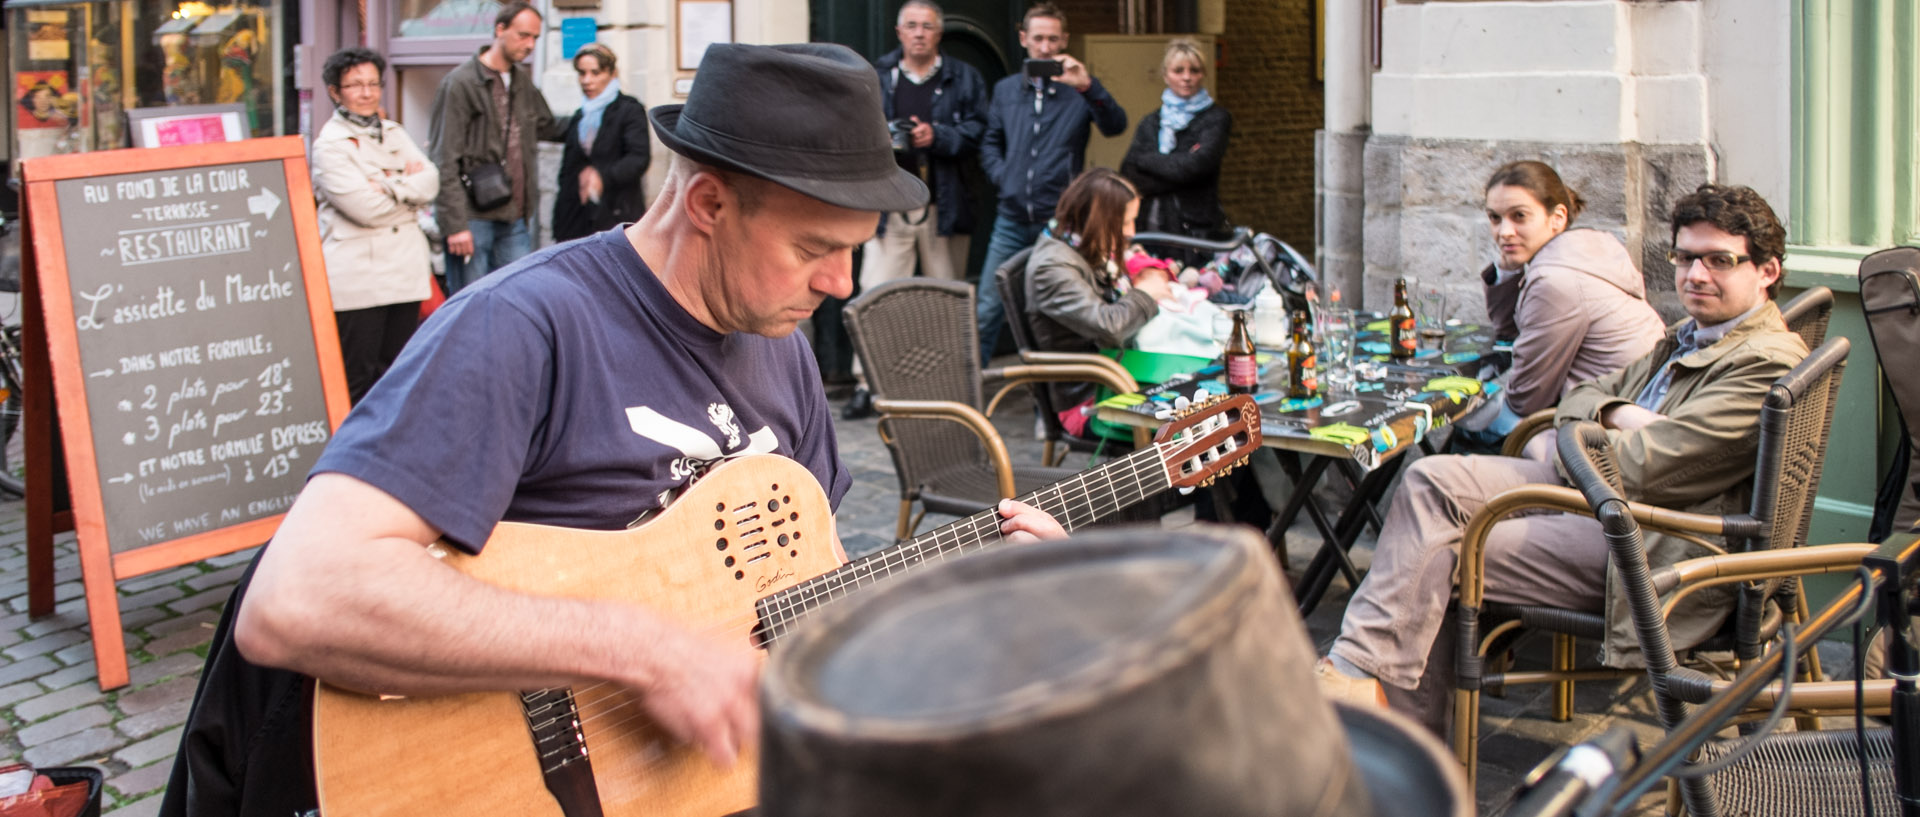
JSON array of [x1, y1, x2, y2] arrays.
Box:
[[752, 442, 1173, 646]]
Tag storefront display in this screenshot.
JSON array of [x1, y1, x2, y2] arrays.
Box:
[[7, 0, 284, 161]]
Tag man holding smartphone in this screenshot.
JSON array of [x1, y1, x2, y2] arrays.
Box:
[[974, 1, 1127, 366]]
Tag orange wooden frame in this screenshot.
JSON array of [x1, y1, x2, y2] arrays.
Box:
[[20, 136, 349, 689]]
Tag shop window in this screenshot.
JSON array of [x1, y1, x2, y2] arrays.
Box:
[[8, 0, 283, 159], [392, 0, 494, 39]]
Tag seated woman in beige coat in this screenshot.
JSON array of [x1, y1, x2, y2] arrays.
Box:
[[1458, 160, 1666, 449], [311, 47, 439, 403]]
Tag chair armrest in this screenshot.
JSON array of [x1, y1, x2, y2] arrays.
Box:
[[1017, 351, 1140, 393], [1498, 409, 1557, 458], [982, 354, 1142, 418], [1456, 485, 1730, 607], [1654, 542, 1881, 616], [871, 398, 1016, 500]]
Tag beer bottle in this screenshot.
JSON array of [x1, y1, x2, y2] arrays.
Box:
[[1225, 308, 1259, 395], [1389, 277, 1417, 359], [1287, 309, 1318, 399]]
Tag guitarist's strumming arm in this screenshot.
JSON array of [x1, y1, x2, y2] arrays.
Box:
[[235, 472, 761, 768]]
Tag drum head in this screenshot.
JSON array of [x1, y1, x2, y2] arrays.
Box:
[[759, 526, 1372, 817]]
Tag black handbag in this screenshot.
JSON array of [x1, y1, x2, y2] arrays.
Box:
[[461, 161, 512, 211]]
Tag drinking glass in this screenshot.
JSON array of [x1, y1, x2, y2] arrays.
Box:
[[1416, 284, 1448, 350], [1323, 308, 1356, 390], [1212, 306, 1255, 352]]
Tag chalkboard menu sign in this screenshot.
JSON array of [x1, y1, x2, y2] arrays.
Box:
[[20, 137, 348, 689]]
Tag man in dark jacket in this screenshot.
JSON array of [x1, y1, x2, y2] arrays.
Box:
[[973, 1, 1127, 365], [428, 1, 565, 294], [843, 0, 988, 418]]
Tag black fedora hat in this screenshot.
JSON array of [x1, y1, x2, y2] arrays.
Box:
[[649, 42, 928, 212]]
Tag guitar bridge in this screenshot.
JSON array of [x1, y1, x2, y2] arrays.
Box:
[[520, 688, 605, 817]]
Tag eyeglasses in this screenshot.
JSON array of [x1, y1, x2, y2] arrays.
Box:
[[897, 21, 939, 32], [1667, 248, 1752, 272], [336, 82, 384, 93]]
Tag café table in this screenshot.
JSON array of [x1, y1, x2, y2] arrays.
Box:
[[1095, 316, 1510, 614]]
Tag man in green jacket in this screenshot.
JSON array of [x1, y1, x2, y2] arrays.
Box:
[[427, 1, 566, 293], [1316, 184, 1808, 729]]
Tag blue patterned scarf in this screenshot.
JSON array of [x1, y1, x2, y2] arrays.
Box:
[[1158, 87, 1213, 153], [577, 78, 620, 151]]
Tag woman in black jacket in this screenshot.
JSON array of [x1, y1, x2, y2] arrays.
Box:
[[553, 43, 650, 242], [1119, 38, 1231, 250]]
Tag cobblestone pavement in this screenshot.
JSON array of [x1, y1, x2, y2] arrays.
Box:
[[0, 378, 1677, 816]]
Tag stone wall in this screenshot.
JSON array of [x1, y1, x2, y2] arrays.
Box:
[[1214, 0, 1322, 253], [1360, 136, 1709, 322]]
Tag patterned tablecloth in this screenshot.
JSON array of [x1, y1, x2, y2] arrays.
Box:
[[1095, 317, 1512, 469]]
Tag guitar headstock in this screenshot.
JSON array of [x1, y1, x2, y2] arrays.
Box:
[[1152, 394, 1263, 489]]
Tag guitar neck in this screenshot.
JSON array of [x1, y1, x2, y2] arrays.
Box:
[[754, 442, 1173, 646]]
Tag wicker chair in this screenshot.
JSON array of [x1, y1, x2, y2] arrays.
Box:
[[1499, 286, 1836, 459], [1557, 425, 1901, 817], [1452, 337, 1851, 788], [843, 278, 1140, 539]]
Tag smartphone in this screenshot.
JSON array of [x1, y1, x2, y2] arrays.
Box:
[[1023, 58, 1063, 79]]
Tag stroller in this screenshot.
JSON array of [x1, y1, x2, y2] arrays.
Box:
[[1132, 226, 1320, 317]]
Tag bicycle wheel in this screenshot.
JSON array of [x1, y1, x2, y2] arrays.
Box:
[[0, 326, 26, 497]]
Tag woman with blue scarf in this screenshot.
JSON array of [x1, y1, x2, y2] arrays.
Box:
[[1119, 39, 1232, 254], [553, 43, 651, 242]]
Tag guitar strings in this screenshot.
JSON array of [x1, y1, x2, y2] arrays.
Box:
[[513, 424, 1246, 767], [528, 442, 1170, 736], [547, 437, 1216, 782], [528, 431, 1231, 725]]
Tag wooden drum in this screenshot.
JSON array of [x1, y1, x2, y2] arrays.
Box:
[[757, 526, 1377, 817]]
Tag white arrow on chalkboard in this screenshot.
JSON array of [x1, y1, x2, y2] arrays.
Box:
[[107, 473, 133, 484], [248, 188, 282, 220]]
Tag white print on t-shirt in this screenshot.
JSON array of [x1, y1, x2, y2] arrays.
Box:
[[708, 403, 742, 449], [624, 404, 778, 508]]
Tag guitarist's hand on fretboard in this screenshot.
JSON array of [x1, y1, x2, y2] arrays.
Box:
[[995, 499, 1068, 544]]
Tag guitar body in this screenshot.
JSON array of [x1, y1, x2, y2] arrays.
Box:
[[312, 454, 843, 817]]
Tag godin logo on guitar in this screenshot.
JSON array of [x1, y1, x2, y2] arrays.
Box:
[[755, 567, 796, 594]]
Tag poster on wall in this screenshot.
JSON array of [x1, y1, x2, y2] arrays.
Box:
[[677, 0, 731, 71], [26, 9, 71, 61], [17, 71, 77, 130]]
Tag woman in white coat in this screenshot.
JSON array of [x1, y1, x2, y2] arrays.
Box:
[[311, 46, 438, 403]]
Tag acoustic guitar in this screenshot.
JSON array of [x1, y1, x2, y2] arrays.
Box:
[[312, 395, 1261, 817]]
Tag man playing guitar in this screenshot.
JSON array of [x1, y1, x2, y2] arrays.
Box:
[[160, 43, 1064, 817]]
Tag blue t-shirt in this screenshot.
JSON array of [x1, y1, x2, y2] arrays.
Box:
[[314, 228, 850, 552]]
